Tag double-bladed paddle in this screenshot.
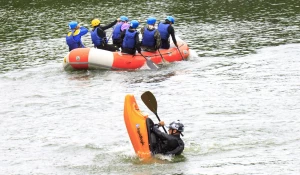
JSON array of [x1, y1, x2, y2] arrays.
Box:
[[141, 91, 167, 133]]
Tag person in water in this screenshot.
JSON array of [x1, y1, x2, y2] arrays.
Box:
[[120, 20, 142, 55], [151, 120, 185, 155], [112, 16, 130, 48], [157, 16, 178, 49], [140, 17, 161, 52], [90, 18, 119, 52], [66, 21, 88, 51]]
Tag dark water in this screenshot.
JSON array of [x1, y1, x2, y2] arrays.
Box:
[[1, 0, 300, 174], [1, 0, 300, 73]]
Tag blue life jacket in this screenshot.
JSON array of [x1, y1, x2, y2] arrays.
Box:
[[66, 31, 80, 51], [142, 27, 156, 47], [122, 30, 137, 49], [112, 22, 123, 40], [158, 23, 170, 40], [91, 28, 103, 47]]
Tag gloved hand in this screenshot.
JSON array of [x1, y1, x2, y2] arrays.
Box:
[[159, 121, 165, 126]]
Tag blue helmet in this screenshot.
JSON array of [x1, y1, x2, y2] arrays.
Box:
[[120, 16, 128, 22], [68, 21, 78, 29], [147, 17, 156, 25], [166, 16, 175, 24], [130, 20, 139, 28]]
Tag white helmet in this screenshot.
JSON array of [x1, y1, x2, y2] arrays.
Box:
[[168, 120, 184, 132]]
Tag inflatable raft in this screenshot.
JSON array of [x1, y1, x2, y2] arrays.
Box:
[[63, 38, 190, 71], [124, 94, 157, 159]]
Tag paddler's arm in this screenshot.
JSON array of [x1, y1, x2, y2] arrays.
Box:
[[101, 19, 118, 30], [154, 30, 161, 49], [135, 31, 141, 54], [168, 25, 177, 47], [152, 121, 169, 140], [78, 26, 88, 36]]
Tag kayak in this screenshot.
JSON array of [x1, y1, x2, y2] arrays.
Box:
[[124, 94, 156, 159], [63, 38, 190, 71]]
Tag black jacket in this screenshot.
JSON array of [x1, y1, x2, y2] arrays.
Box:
[[92, 20, 117, 44], [152, 125, 184, 155]]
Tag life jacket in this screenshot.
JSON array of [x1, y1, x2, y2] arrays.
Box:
[[112, 22, 123, 40], [122, 30, 137, 49], [66, 31, 80, 51], [142, 27, 156, 47], [91, 27, 104, 47], [158, 23, 170, 40]]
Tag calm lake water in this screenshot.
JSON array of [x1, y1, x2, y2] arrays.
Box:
[[1, 0, 300, 174]]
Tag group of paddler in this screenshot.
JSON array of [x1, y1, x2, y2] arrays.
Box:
[[65, 16, 179, 56], [66, 17, 186, 156]]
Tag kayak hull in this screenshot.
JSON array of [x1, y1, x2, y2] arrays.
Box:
[[124, 94, 152, 159]]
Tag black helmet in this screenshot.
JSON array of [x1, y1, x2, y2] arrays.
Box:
[[168, 120, 184, 132]]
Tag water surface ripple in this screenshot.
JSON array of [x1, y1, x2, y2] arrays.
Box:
[[0, 0, 300, 174]]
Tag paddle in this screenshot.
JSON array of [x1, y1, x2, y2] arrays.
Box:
[[140, 53, 159, 70], [176, 45, 184, 61], [106, 26, 115, 44], [158, 49, 169, 64], [141, 91, 167, 133]]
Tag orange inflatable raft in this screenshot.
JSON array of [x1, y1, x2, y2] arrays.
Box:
[[124, 94, 155, 159], [63, 38, 190, 71]]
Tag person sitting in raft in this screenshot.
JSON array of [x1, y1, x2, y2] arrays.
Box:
[[151, 120, 185, 155], [120, 20, 142, 55], [112, 16, 130, 48], [140, 17, 161, 52], [90, 18, 119, 52], [157, 16, 178, 49], [66, 21, 88, 51]]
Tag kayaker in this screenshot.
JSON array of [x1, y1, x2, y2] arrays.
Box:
[[157, 16, 178, 49], [66, 21, 88, 51], [90, 18, 119, 52], [120, 20, 142, 55], [151, 120, 185, 156], [140, 17, 161, 52], [112, 16, 130, 48]]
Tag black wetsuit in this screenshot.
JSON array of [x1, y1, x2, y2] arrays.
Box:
[[148, 119, 184, 155]]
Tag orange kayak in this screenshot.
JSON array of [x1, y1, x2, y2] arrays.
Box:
[[123, 94, 153, 159]]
